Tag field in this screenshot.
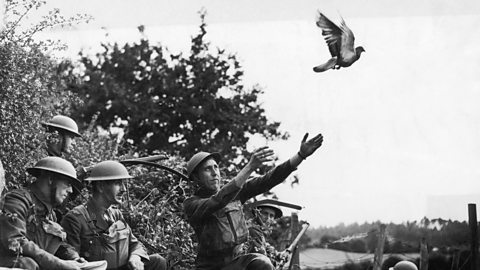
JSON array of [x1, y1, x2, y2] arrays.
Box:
[[300, 248, 419, 269]]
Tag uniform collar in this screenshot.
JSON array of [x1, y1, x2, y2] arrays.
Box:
[[46, 143, 62, 157], [86, 198, 110, 215]]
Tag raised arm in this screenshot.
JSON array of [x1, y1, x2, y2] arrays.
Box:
[[239, 132, 323, 201], [232, 146, 275, 188], [289, 132, 323, 168]]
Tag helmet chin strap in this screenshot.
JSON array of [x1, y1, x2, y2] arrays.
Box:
[[47, 142, 62, 157], [48, 177, 58, 206]]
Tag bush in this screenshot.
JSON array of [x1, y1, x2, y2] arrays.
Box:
[[120, 155, 196, 268]]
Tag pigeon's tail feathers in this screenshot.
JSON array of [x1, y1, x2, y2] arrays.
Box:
[[313, 57, 338, 73]]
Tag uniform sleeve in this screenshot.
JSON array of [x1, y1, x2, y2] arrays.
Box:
[[0, 190, 69, 269], [238, 160, 296, 202], [248, 226, 267, 254], [127, 225, 149, 261], [183, 180, 242, 223], [0, 190, 34, 254], [61, 211, 83, 254], [112, 209, 149, 261]]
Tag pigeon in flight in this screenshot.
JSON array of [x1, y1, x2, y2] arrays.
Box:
[[313, 12, 365, 72]]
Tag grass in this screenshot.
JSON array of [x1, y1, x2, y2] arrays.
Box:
[[300, 248, 419, 269]]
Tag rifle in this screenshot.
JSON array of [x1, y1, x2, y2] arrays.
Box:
[[249, 199, 303, 211], [81, 154, 168, 172], [277, 222, 310, 270]]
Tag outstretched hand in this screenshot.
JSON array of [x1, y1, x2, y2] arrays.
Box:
[[248, 146, 275, 169], [299, 133, 323, 158]]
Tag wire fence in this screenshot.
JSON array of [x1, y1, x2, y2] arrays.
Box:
[[299, 246, 473, 270]]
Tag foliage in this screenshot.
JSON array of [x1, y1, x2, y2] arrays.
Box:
[[0, 41, 74, 188], [59, 10, 287, 177], [119, 155, 196, 268]]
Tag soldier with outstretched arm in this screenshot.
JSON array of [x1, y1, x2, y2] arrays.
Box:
[[183, 132, 323, 270]]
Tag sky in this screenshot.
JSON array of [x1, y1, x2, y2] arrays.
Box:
[[23, 0, 480, 227]]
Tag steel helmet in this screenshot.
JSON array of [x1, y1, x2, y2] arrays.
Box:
[[27, 156, 82, 191], [85, 160, 133, 181], [256, 203, 283, 219], [389, 261, 418, 270], [42, 115, 81, 137], [186, 152, 221, 178]]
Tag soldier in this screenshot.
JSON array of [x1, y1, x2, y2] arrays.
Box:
[[62, 160, 167, 270], [42, 115, 81, 157], [0, 156, 85, 269], [183, 132, 323, 270], [246, 202, 288, 267]]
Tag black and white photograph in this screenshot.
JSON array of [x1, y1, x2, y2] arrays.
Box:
[[1, 0, 479, 269]]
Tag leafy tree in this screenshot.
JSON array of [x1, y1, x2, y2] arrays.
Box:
[[60, 11, 287, 177]]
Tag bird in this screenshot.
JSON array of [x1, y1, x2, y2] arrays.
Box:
[[313, 12, 365, 72]]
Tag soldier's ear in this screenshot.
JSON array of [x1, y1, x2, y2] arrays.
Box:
[[190, 172, 198, 182], [95, 181, 104, 193], [190, 174, 202, 188]]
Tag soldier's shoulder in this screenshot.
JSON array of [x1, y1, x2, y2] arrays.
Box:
[[3, 188, 32, 204], [65, 204, 88, 217], [183, 195, 200, 205]]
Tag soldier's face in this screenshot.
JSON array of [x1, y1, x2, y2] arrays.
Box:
[[259, 207, 277, 225], [101, 180, 126, 205], [54, 177, 73, 204], [61, 133, 74, 153], [195, 158, 220, 192], [47, 130, 75, 154]]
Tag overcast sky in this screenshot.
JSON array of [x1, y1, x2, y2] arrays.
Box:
[[28, 0, 480, 227]]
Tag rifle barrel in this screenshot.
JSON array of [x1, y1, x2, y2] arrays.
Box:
[[286, 223, 310, 252]]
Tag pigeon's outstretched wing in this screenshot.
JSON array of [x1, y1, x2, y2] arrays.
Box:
[[315, 12, 342, 57], [338, 16, 356, 59]]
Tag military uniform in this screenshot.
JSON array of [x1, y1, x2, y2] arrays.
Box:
[[246, 221, 283, 267], [0, 187, 80, 269], [183, 160, 295, 270], [62, 199, 166, 270]]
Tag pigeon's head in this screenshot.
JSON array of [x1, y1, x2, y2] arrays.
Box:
[[355, 46, 366, 55]]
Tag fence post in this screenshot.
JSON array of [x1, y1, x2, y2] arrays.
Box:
[[289, 212, 300, 270], [373, 224, 387, 270], [469, 203, 478, 270], [420, 237, 428, 270]]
